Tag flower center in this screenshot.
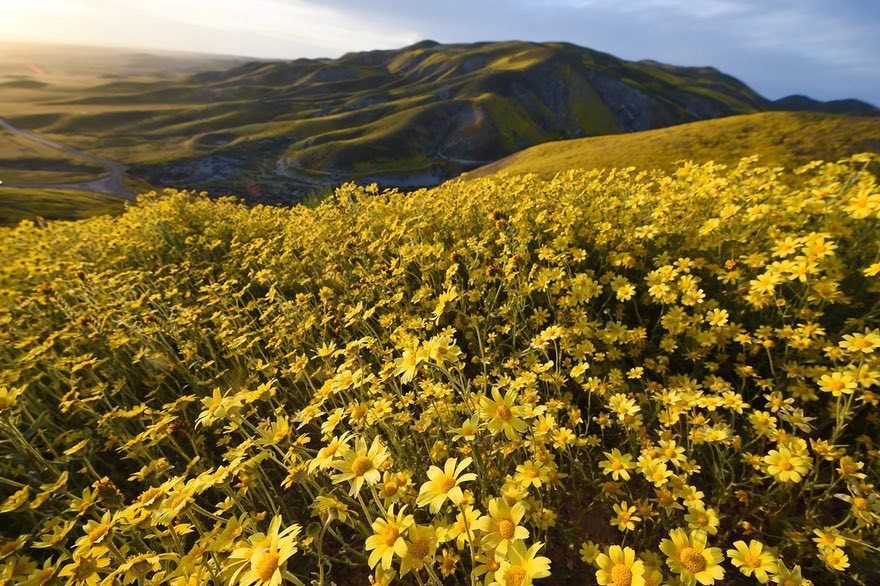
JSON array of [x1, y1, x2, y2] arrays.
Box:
[[498, 519, 516, 539], [408, 538, 429, 560], [351, 455, 373, 477], [88, 524, 110, 543], [496, 404, 512, 421], [778, 459, 793, 471], [439, 475, 456, 493], [505, 566, 526, 586], [383, 480, 398, 496], [679, 547, 706, 573], [853, 497, 868, 510], [610, 563, 633, 586], [74, 557, 99, 579], [744, 553, 762, 569], [382, 524, 400, 547], [255, 551, 280, 582]]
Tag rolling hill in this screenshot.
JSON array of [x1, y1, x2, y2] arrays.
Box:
[[0, 187, 126, 226], [2, 40, 874, 206], [468, 111, 880, 179]]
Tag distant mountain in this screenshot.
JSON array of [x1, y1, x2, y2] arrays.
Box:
[[770, 94, 878, 116], [138, 40, 773, 198], [2, 41, 875, 202], [468, 111, 880, 180]]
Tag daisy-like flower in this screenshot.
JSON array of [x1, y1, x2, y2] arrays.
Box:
[[839, 329, 880, 354], [399, 524, 437, 577], [478, 497, 529, 555], [811, 528, 844, 549], [58, 546, 111, 586], [19, 557, 59, 586], [515, 460, 550, 489], [116, 552, 164, 586], [764, 445, 811, 483], [642, 461, 673, 487], [307, 432, 352, 474], [817, 371, 857, 397], [377, 471, 409, 509], [393, 344, 425, 384], [819, 547, 849, 571], [371, 566, 397, 586], [416, 457, 476, 513], [772, 563, 809, 586], [642, 568, 665, 586], [490, 541, 551, 586], [474, 549, 503, 586], [580, 540, 601, 564], [595, 545, 645, 586], [658, 439, 688, 468], [611, 501, 641, 532], [228, 516, 301, 586], [727, 540, 777, 583], [600, 449, 636, 481], [447, 505, 483, 549], [73, 512, 116, 553], [452, 414, 480, 442], [311, 494, 352, 525], [659, 528, 725, 585], [479, 388, 528, 439], [331, 436, 388, 496], [364, 505, 414, 570], [0, 385, 24, 415], [196, 388, 242, 428], [684, 505, 720, 536]]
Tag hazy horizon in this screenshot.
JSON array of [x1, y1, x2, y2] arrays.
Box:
[[1, 0, 878, 105]]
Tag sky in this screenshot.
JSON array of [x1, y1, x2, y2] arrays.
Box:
[[0, 0, 878, 105]]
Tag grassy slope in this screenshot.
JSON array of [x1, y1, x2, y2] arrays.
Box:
[[0, 44, 250, 169], [0, 42, 249, 78], [0, 188, 126, 226], [0, 128, 106, 183], [0, 41, 776, 201], [469, 111, 880, 178]]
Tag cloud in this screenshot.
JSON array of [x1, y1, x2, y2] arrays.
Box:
[[114, 0, 419, 54]]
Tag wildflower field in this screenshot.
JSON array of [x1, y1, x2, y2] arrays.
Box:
[[1, 156, 879, 585]]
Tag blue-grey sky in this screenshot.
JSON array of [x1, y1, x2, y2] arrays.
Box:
[[1, 0, 877, 104]]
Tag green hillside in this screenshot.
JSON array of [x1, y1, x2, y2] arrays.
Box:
[[0, 127, 105, 184], [0, 40, 831, 203], [469, 111, 880, 178], [0, 188, 126, 226]]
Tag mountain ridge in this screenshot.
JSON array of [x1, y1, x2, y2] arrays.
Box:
[[1, 40, 876, 203]]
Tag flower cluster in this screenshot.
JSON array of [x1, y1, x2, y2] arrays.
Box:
[[1, 155, 879, 584]]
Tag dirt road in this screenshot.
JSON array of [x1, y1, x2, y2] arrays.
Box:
[[0, 117, 136, 201]]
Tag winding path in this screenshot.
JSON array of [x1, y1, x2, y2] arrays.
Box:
[[0, 117, 136, 201]]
